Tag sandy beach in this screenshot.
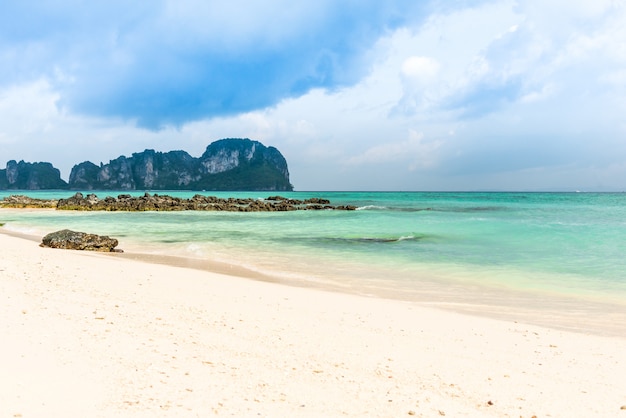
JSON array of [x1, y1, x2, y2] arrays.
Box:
[[1, 231, 626, 417]]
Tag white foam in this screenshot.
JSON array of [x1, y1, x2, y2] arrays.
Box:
[[356, 205, 387, 211]]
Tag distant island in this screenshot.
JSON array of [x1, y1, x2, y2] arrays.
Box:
[[0, 138, 293, 191]]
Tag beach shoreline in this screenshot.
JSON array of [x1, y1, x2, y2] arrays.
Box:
[[1, 231, 626, 417], [2, 224, 625, 338]]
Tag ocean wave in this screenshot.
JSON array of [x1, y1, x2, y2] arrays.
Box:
[[356, 205, 435, 212], [356, 205, 388, 210], [0, 223, 43, 236], [356, 205, 506, 213], [326, 235, 423, 244], [431, 206, 504, 213]]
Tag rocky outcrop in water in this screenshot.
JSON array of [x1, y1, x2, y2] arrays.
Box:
[[1, 138, 293, 191], [0, 160, 68, 190], [1, 193, 356, 211], [40, 229, 122, 252], [56, 192, 356, 211], [0, 195, 59, 208], [68, 138, 293, 191], [69, 151, 197, 190]]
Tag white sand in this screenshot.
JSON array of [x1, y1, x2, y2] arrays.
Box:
[[1, 232, 626, 417]]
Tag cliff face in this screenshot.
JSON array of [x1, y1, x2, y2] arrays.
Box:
[[0, 160, 68, 190], [194, 139, 292, 191], [68, 138, 293, 191], [1, 139, 293, 191], [67, 161, 100, 190], [130, 150, 200, 190]]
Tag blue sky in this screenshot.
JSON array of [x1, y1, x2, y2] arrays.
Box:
[[1, 0, 625, 191]]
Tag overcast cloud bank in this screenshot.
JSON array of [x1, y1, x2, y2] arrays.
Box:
[[1, 0, 625, 191]]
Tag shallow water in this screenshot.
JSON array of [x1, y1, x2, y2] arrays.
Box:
[[2, 191, 626, 312]]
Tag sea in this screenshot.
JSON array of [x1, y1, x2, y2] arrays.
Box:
[[2, 191, 626, 333]]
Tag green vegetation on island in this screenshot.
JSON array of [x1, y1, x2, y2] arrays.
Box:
[[0, 138, 293, 191]]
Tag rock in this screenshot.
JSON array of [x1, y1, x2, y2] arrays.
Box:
[[0, 160, 68, 190], [68, 161, 100, 190], [304, 197, 331, 205], [0, 195, 58, 208], [198, 138, 292, 190], [67, 138, 293, 191], [40, 229, 122, 252], [85, 193, 100, 205], [54, 192, 91, 210], [56, 193, 355, 212], [3, 139, 294, 191]]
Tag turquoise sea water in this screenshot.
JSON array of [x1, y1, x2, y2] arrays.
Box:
[[2, 191, 626, 308]]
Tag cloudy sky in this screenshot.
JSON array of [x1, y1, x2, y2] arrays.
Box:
[[1, 0, 625, 191]]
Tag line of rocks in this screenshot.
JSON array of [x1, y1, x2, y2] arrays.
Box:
[[3, 194, 356, 253], [0, 195, 59, 208], [54, 192, 357, 211], [1, 193, 357, 211]]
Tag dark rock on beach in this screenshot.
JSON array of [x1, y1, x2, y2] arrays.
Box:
[[40, 229, 122, 252]]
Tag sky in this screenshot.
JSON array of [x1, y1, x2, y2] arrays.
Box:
[[1, 0, 625, 191]]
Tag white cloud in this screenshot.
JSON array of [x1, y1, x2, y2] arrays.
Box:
[[391, 1, 522, 117], [2, 1, 626, 191], [401, 56, 440, 79], [0, 79, 60, 141], [519, 83, 555, 103], [346, 129, 442, 170]]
